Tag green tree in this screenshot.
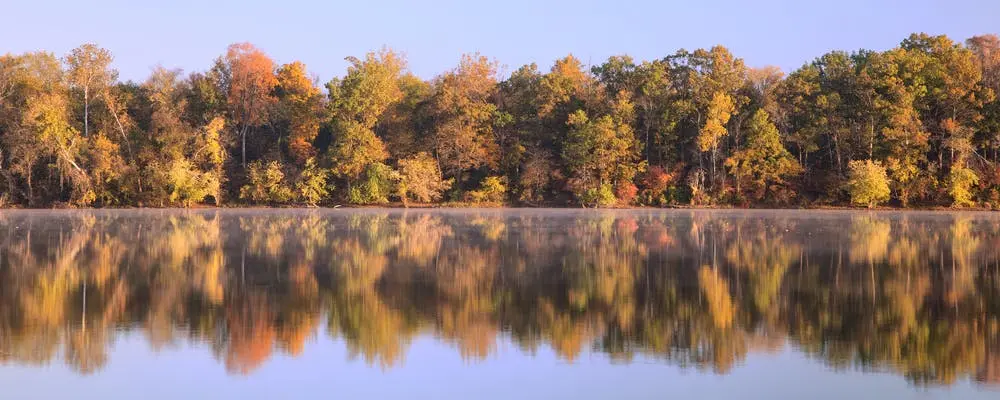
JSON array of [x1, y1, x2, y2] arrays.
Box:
[[467, 176, 507, 204], [725, 109, 801, 201], [330, 120, 389, 183], [901, 34, 990, 184], [633, 59, 678, 165], [240, 160, 292, 204], [166, 158, 220, 206], [779, 52, 856, 176], [328, 48, 406, 128], [687, 46, 748, 190], [348, 162, 398, 205], [328, 49, 406, 193], [777, 64, 825, 173], [562, 106, 639, 205], [294, 158, 330, 206], [495, 63, 542, 183]]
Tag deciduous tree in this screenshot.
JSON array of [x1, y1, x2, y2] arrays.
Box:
[[276, 61, 323, 165], [845, 159, 891, 207], [725, 109, 801, 201], [224, 43, 277, 168], [429, 53, 500, 181], [65, 44, 114, 137], [398, 152, 450, 203]]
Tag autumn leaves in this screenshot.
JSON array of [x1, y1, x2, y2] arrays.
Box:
[[2, 33, 1000, 208]]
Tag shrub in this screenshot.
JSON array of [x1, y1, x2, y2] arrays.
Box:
[[240, 160, 293, 204], [639, 166, 672, 205], [348, 162, 399, 205], [845, 160, 890, 208], [294, 158, 330, 206], [615, 181, 638, 205], [667, 184, 691, 205], [167, 158, 220, 207], [686, 168, 707, 205], [398, 152, 451, 203], [987, 188, 1000, 209], [579, 183, 617, 208], [518, 151, 554, 203], [467, 176, 507, 204], [948, 166, 979, 207]]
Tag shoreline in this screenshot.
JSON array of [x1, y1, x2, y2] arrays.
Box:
[[1, 204, 996, 212]]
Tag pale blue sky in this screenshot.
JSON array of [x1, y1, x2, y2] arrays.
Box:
[[2, 0, 997, 83]]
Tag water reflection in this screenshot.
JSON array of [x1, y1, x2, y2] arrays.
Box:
[[0, 209, 998, 386]]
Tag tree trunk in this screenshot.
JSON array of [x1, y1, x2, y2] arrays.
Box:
[[710, 145, 717, 192], [834, 133, 843, 174], [869, 118, 874, 160], [241, 126, 248, 169], [27, 169, 33, 206], [84, 86, 89, 137], [106, 95, 132, 157], [644, 103, 652, 164]]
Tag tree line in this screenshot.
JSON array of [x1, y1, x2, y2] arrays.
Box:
[[1, 33, 999, 208], [1, 210, 998, 383]]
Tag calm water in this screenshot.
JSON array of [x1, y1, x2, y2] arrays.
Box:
[[0, 209, 998, 399]]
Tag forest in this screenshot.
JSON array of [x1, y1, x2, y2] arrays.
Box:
[[0, 210, 997, 383], [1, 33, 999, 208]]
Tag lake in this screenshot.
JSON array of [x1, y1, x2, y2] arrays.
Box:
[[0, 209, 998, 399]]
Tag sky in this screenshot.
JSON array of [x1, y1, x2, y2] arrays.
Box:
[[2, 0, 998, 83]]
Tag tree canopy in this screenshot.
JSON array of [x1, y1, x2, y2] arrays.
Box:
[[2, 34, 1000, 208]]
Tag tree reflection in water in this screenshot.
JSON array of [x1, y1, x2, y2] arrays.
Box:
[[0, 209, 998, 386]]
